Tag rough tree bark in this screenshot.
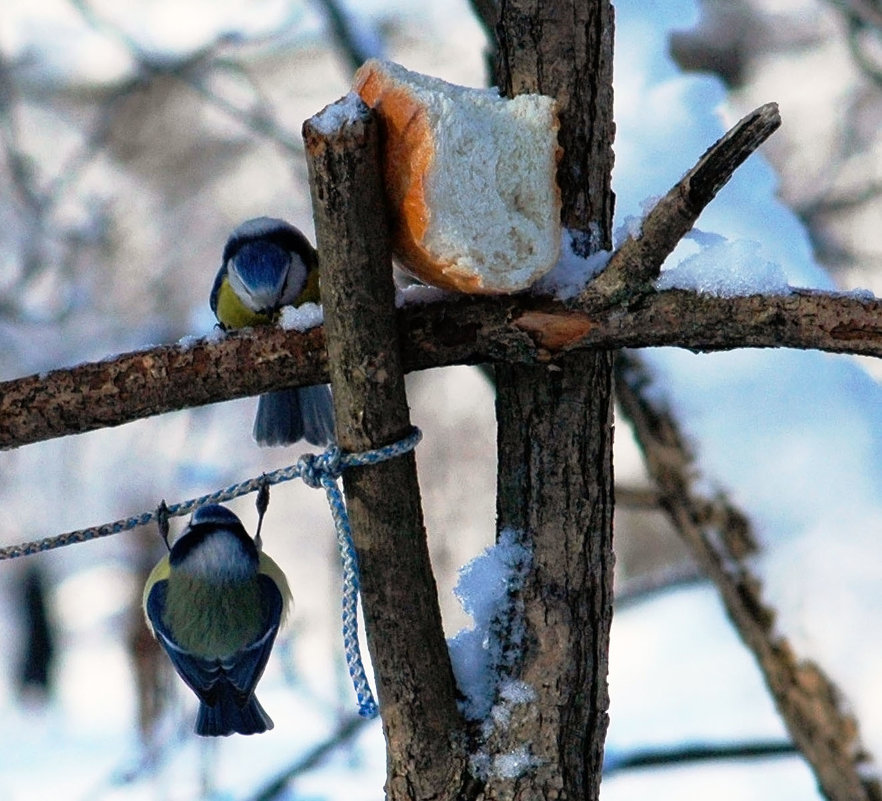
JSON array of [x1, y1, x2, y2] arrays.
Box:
[[0, 101, 850, 456], [4, 4, 879, 799], [9, 283, 882, 451], [488, 1, 616, 799]]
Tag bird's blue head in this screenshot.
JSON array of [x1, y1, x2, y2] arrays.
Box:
[[220, 217, 315, 315]]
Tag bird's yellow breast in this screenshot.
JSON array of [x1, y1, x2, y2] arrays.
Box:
[[215, 277, 273, 329], [297, 267, 321, 306]]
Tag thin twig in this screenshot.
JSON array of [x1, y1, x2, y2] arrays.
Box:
[[312, 0, 384, 72], [613, 562, 706, 609], [604, 740, 797, 776], [68, 0, 306, 152], [246, 714, 371, 801]]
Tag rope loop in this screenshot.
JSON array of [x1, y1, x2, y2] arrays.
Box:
[[297, 445, 343, 489]]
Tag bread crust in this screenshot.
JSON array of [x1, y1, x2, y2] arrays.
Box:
[[357, 69, 438, 281], [354, 60, 562, 294]]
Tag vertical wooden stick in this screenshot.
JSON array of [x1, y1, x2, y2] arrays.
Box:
[[302, 95, 467, 801]]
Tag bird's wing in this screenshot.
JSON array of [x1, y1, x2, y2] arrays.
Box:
[[145, 581, 225, 705], [209, 264, 227, 317], [142, 556, 170, 625], [220, 575, 284, 698], [259, 552, 292, 625]]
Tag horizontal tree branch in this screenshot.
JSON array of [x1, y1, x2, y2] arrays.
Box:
[[2, 286, 882, 450], [0, 101, 797, 451]]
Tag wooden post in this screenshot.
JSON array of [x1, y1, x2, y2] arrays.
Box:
[[302, 96, 468, 801]]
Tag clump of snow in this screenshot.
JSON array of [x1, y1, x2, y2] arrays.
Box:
[[614, 214, 645, 248], [532, 229, 611, 300], [394, 282, 450, 307], [447, 528, 532, 722], [204, 325, 227, 343], [498, 678, 535, 705], [491, 745, 540, 779], [279, 302, 323, 331], [176, 334, 201, 350], [684, 228, 725, 248], [468, 752, 492, 780], [613, 197, 661, 249], [448, 627, 493, 721], [485, 679, 536, 735], [448, 530, 538, 781], [307, 92, 368, 135], [655, 233, 791, 296]]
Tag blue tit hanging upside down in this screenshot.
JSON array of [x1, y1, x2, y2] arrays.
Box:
[[143, 504, 291, 736], [210, 216, 335, 446]]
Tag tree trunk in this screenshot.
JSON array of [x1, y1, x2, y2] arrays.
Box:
[[487, 1, 617, 799]]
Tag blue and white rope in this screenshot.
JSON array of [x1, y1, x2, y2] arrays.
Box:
[[294, 428, 423, 718], [0, 426, 424, 719]]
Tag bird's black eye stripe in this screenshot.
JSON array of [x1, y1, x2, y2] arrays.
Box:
[[222, 227, 317, 268]]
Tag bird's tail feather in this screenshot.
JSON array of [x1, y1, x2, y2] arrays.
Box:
[[196, 685, 273, 737], [297, 384, 335, 446], [253, 385, 334, 447]]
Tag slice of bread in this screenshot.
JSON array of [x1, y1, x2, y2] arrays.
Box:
[[354, 60, 562, 294]]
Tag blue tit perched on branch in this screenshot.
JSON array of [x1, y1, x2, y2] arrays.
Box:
[[143, 504, 291, 736], [210, 216, 335, 446]]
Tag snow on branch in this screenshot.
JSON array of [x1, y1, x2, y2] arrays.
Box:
[[2, 100, 879, 454], [588, 102, 781, 299]]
